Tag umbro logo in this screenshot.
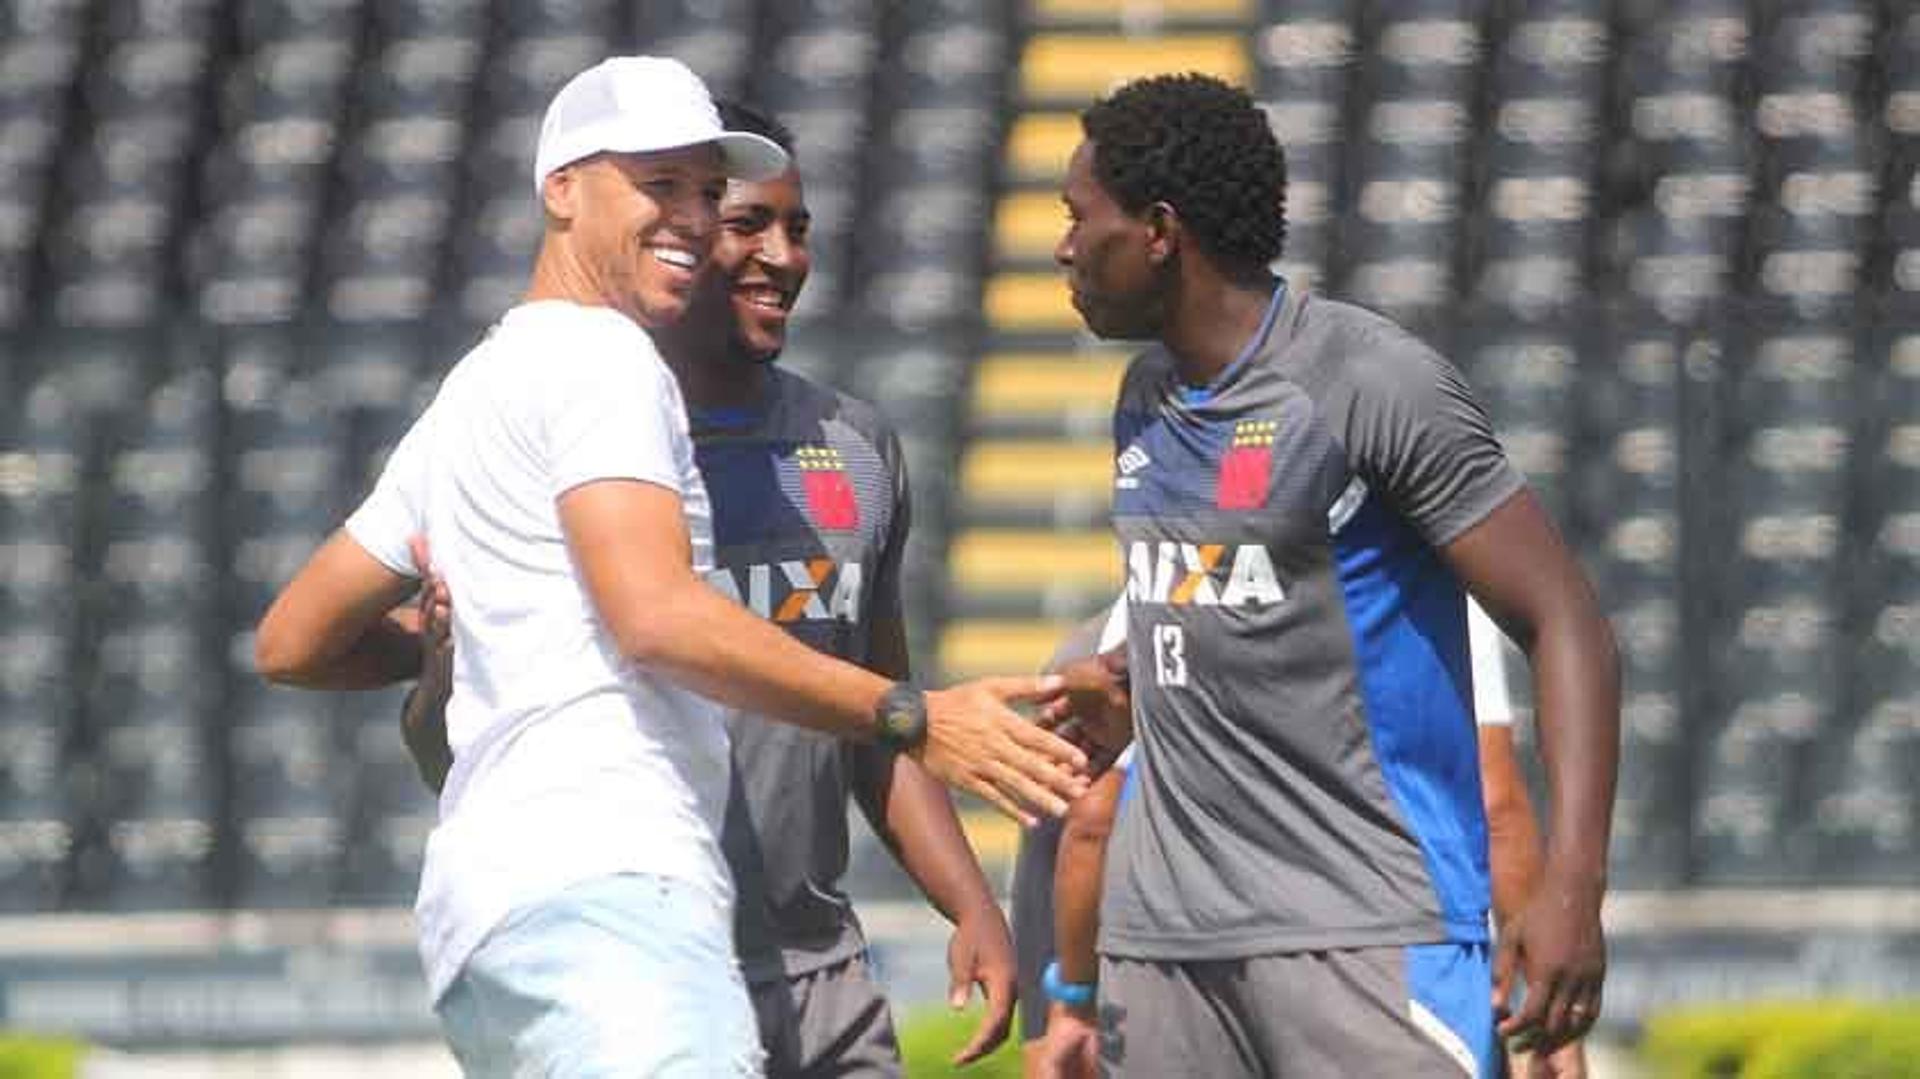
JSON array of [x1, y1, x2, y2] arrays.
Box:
[[1116, 444, 1151, 489]]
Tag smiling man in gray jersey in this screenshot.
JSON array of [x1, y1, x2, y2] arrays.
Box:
[[404, 102, 1017, 1076], [1036, 74, 1621, 1078]]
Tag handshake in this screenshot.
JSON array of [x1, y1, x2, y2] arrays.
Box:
[[404, 554, 1136, 824], [893, 647, 1134, 825]]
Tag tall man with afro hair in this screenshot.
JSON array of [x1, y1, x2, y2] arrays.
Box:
[[1035, 73, 1620, 1077]]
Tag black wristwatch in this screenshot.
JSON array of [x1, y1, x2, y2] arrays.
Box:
[[872, 683, 929, 752]]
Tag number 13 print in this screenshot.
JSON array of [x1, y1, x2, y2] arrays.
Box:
[[1152, 623, 1188, 687]]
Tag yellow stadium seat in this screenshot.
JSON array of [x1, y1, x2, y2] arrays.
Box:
[[994, 191, 1069, 263], [971, 350, 1131, 418], [960, 439, 1112, 504], [983, 272, 1080, 334], [1005, 113, 1083, 182], [1030, 0, 1254, 24], [957, 807, 1022, 864], [1020, 34, 1250, 102], [949, 529, 1121, 592], [939, 618, 1082, 680]]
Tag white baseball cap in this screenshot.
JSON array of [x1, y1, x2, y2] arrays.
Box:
[[532, 55, 789, 197]]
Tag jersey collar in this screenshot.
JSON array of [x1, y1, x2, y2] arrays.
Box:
[[1178, 278, 1288, 407]]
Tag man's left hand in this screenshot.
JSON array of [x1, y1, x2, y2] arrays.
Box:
[[1530, 1040, 1589, 1078], [946, 904, 1018, 1064], [1495, 861, 1606, 1052]]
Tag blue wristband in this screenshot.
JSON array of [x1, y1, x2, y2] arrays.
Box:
[[1042, 959, 1096, 1007]]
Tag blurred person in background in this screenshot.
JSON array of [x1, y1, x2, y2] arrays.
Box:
[[401, 100, 1019, 1077], [254, 56, 1086, 1076], [1034, 72, 1620, 1077]]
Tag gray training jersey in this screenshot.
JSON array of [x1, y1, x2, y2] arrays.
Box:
[[1101, 285, 1524, 961], [690, 367, 910, 984]]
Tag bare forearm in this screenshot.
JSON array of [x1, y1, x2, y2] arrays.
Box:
[[1529, 609, 1620, 883], [1054, 769, 1123, 984], [1479, 726, 1545, 930], [857, 752, 1000, 924], [263, 612, 422, 690], [627, 577, 891, 739]]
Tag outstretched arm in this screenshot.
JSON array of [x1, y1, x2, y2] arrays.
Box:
[[562, 478, 1088, 822]]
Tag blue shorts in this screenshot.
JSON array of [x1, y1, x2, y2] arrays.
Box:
[[436, 873, 763, 1077]]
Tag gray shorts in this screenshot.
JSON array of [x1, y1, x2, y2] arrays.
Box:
[[1098, 943, 1494, 1078], [750, 953, 902, 1078]]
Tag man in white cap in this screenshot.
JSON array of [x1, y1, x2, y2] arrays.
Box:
[[254, 56, 1089, 1076]]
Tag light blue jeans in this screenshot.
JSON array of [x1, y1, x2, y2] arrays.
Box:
[[436, 873, 763, 1077]]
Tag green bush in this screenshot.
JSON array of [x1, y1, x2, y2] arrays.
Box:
[[0, 1035, 81, 1079], [897, 1005, 1025, 1079], [1643, 1001, 1920, 1079]]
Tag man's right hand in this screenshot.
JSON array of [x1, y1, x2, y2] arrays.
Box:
[[1034, 1002, 1100, 1079], [917, 676, 1089, 825], [1039, 650, 1132, 769]]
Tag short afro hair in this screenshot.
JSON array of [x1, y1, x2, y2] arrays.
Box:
[[1081, 73, 1287, 272], [718, 99, 796, 157]]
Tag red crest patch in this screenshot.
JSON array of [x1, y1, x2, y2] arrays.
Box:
[[1216, 419, 1277, 510], [797, 444, 859, 530]]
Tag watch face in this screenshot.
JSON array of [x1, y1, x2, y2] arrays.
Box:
[[876, 687, 927, 747]]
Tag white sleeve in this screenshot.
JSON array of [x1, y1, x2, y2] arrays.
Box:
[[1467, 597, 1517, 727], [343, 406, 431, 578], [1104, 597, 1135, 772], [1096, 593, 1129, 653], [542, 324, 691, 500]]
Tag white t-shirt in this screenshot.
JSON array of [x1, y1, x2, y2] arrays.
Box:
[[1467, 598, 1518, 728], [345, 300, 729, 1001]]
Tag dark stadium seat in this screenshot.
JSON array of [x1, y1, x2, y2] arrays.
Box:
[[1610, 679, 1690, 887], [1617, 211, 1739, 323], [1879, 141, 1920, 302], [481, 34, 613, 116], [0, 715, 72, 912], [369, 0, 489, 38], [632, 0, 758, 98], [360, 35, 482, 114], [0, 387, 88, 542], [0, 7, 84, 325], [500, 0, 620, 34], [189, 32, 359, 326], [756, 2, 878, 111], [1253, 0, 1358, 105], [880, 6, 1010, 107], [81, 684, 219, 910], [227, 684, 347, 908], [0, 614, 75, 743], [1693, 717, 1807, 883], [1356, 3, 1480, 103], [332, 687, 436, 905]]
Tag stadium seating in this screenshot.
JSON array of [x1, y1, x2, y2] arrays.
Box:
[[0, 0, 1915, 918]]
